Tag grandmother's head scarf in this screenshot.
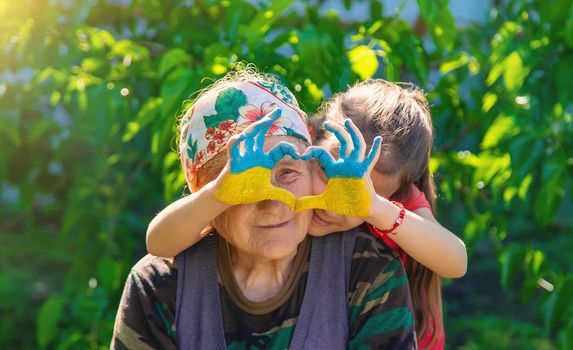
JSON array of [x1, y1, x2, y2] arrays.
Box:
[[179, 79, 311, 186]]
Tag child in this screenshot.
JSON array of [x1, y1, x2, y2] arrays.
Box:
[[307, 79, 467, 349], [147, 78, 466, 350]]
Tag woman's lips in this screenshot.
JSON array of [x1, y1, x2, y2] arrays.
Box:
[[312, 213, 333, 226], [257, 221, 290, 229]]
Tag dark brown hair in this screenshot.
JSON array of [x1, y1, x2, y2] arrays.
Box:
[[320, 79, 442, 346]]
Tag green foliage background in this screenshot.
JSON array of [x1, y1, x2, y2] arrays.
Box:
[[1, 0, 572, 349]]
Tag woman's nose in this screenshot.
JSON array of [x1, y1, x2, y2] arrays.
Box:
[[256, 199, 292, 213]]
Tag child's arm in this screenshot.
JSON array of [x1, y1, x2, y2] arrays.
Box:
[[147, 110, 300, 258], [308, 118, 467, 278], [146, 179, 230, 258], [367, 199, 467, 278]]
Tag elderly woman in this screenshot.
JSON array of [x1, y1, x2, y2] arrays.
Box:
[[111, 70, 417, 349]]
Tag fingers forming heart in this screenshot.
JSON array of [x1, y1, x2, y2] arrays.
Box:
[[215, 115, 381, 218]]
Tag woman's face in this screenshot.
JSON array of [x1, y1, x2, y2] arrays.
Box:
[[214, 136, 313, 260], [308, 139, 401, 236]]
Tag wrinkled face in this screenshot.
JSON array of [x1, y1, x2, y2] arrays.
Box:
[[308, 139, 401, 236], [213, 136, 313, 260]]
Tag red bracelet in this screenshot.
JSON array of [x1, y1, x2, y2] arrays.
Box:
[[372, 201, 405, 237]]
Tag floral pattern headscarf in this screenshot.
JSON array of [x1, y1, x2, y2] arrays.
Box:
[[179, 80, 311, 184]]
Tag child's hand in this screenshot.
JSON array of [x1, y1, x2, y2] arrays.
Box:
[[228, 108, 300, 172], [213, 108, 301, 209], [295, 119, 382, 217]]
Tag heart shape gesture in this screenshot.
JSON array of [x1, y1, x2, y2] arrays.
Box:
[[213, 109, 302, 208], [296, 120, 382, 217], [213, 109, 381, 218]]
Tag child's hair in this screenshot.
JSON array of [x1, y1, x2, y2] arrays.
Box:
[[319, 79, 442, 347]]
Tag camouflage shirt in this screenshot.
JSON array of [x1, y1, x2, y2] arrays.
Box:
[[111, 227, 417, 349]]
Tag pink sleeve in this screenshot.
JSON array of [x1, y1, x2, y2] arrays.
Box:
[[400, 184, 431, 211]]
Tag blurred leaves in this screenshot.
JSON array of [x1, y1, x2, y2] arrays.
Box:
[[158, 49, 192, 78], [416, 0, 457, 51], [37, 294, 65, 349], [481, 114, 520, 149], [240, 0, 293, 46], [348, 45, 378, 80]]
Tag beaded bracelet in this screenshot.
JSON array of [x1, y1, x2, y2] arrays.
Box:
[[373, 201, 405, 236]]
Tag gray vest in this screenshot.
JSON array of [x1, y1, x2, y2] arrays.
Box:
[[175, 229, 358, 349]]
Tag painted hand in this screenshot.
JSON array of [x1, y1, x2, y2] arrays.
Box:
[[213, 108, 301, 209], [295, 119, 382, 217]]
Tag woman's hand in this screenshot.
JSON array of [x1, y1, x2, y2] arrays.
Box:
[[295, 119, 382, 217], [213, 108, 302, 209]]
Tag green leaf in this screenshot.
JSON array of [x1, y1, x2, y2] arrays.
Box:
[[299, 16, 351, 90], [163, 151, 188, 201], [138, 0, 163, 18], [416, 0, 440, 19], [503, 186, 518, 204], [97, 258, 123, 293], [122, 97, 163, 142], [203, 43, 232, 67], [77, 90, 89, 114], [348, 45, 378, 80], [555, 58, 573, 105], [518, 174, 533, 200], [370, 0, 383, 21], [481, 92, 498, 113], [0, 109, 21, 147], [503, 51, 530, 92], [566, 7, 573, 47], [35, 67, 67, 85], [110, 39, 150, 61], [499, 245, 527, 290], [28, 118, 56, 142], [545, 277, 573, 334], [486, 60, 504, 86], [510, 137, 544, 180], [122, 122, 140, 143], [303, 79, 324, 102], [372, 19, 428, 84], [159, 48, 192, 78], [37, 294, 65, 349], [430, 7, 457, 51], [80, 57, 105, 74], [417, 0, 456, 51], [558, 318, 573, 350], [481, 114, 520, 149], [439, 53, 468, 74], [297, 24, 337, 86], [534, 159, 565, 226], [88, 28, 115, 50], [470, 152, 511, 195], [240, 0, 293, 46], [160, 67, 195, 117]]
